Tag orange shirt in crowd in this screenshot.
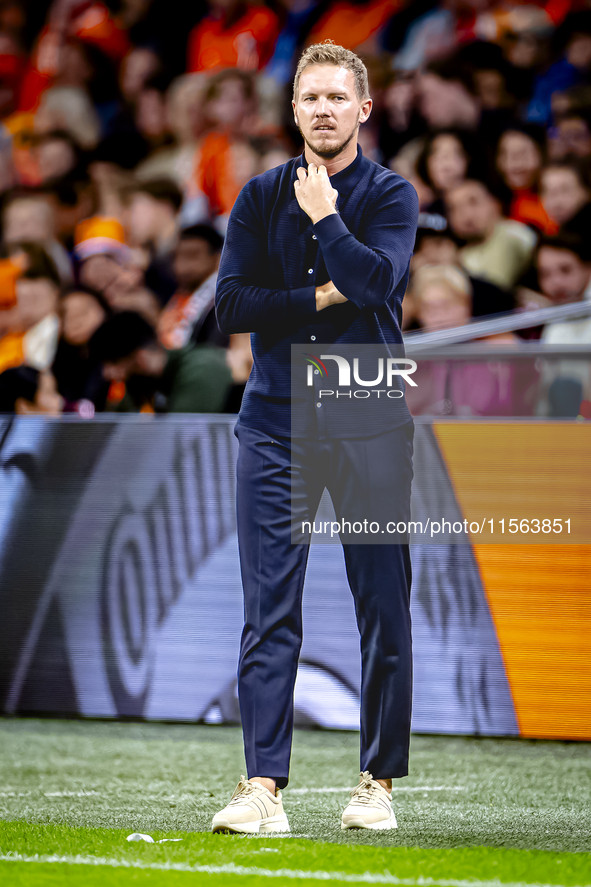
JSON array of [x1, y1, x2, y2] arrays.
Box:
[[307, 0, 401, 49], [0, 332, 24, 375], [195, 131, 249, 218], [187, 5, 279, 72], [509, 189, 558, 236], [158, 294, 194, 350]]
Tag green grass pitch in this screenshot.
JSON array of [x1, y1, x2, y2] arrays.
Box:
[[0, 718, 589, 886]]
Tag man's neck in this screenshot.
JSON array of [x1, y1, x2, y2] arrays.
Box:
[[303, 141, 358, 176]]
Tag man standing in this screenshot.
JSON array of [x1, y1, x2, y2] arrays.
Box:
[[213, 41, 418, 834]]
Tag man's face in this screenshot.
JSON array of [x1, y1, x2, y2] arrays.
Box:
[[537, 246, 590, 304], [446, 181, 499, 243], [173, 238, 218, 292], [292, 65, 371, 159]]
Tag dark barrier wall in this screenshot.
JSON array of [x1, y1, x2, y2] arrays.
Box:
[[3, 412, 575, 738]]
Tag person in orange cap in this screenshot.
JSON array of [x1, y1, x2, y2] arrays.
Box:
[[74, 216, 160, 325]]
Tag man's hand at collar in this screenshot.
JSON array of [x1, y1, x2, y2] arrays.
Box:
[[294, 163, 338, 225]]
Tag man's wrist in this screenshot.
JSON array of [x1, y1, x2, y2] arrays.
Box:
[[310, 205, 338, 226]]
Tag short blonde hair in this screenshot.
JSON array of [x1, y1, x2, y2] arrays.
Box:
[[411, 264, 472, 304], [293, 40, 369, 102]]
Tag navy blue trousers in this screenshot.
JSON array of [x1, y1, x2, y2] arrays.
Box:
[[234, 420, 414, 789]]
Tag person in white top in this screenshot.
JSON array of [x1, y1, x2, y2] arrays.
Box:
[[536, 234, 591, 414]]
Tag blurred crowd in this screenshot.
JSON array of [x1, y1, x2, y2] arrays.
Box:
[[0, 0, 589, 417]]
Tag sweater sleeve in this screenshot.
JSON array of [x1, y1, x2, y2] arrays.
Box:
[[215, 183, 317, 334], [312, 178, 419, 312]]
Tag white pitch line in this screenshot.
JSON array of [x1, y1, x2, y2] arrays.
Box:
[[289, 787, 466, 795], [0, 853, 579, 887]]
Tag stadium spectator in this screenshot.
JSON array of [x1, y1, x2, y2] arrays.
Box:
[[187, 0, 280, 73], [126, 178, 183, 303], [34, 129, 82, 185], [34, 85, 101, 150], [495, 124, 556, 234], [52, 284, 111, 410], [306, 0, 399, 53], [2, 190, 73, 281], [135, 74, 205, 180], [74, 215, 161, 324], [416, 57, 481, 133], [527, 12, 591, 127], [536, 234, 591, 306], [0, 249, 60, 374], [0, 365, 62, 414], [120, 46, 162, 105], [412, 263, 472, 333], [194, 69, 260, 227], [407, 264, 534, 417], [158, 224, 226, 350], [134, 72, 173, 154], [548, 108, 591, 160], [540, 157, 591, 229], [411, 226, 515, 319], [416, 130, 475, 218], [89, 310, 233, 413], [536, 235, 591, 415], [445, 178, 537, 290]]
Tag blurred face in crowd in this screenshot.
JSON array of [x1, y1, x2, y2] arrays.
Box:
[[496, 130, 542, 190], [102, 345, 163, 383], [16, 277, 59, 330], [427, 134, 468, 193], [3, 197, 54, 243], [473, 68, 508, 111], [208, 76, 252, 129], [566, 33, 591, 70], [537, 246, 591, 304], [174, 237, 219, 292], [417, 73, 479, 130], [412, 234, 458, 271], [128, 193, 174, 247], [446, 181, 500, 243], [37, 136, 77, 183], [61, 291, 107, 347], [120, 47, 160, 103], [136, 88, 168, 140], [541, 167, 590, 225], [80, 254, 122, 293], [415, 282, 470, 331], [293, 64, 371, 160], [552, 116, 591, 159]]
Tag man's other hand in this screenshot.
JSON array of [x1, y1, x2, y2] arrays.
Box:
[[315, 280, 347, 311], [294, 164, 338, 224]]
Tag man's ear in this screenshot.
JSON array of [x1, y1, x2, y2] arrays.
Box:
[[292, 99, 298, 127], [359, 98, 373, 125]]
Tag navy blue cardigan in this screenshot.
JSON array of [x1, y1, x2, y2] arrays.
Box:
[[215, 146, 419, 437]]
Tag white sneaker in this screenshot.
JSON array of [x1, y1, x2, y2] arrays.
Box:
[[341, 771, 397, 830], [212, 777, 290, 834]]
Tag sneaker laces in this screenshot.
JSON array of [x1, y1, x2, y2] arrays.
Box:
[[229, 776, 260, 804], [349, 771, 386, 805]]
